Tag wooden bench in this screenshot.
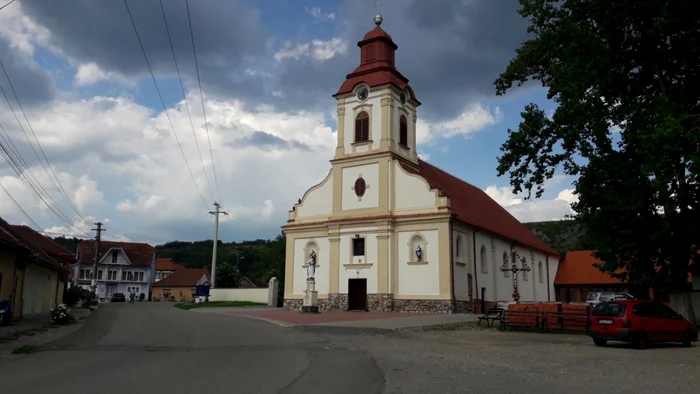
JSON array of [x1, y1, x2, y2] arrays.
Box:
[[478, 307, 504, 327]]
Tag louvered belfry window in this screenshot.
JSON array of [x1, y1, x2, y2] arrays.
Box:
[[355, 111, 370, 142], [399, 115, 408, 146]]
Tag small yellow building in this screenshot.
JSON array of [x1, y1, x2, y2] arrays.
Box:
[[0, 216, 70, 317]]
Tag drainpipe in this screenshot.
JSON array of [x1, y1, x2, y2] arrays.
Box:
[[472, 229, 480, 312], [448, 218, 455, 312], [546, 257, 551, 302]]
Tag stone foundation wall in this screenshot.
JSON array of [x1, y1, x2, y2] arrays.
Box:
[[283, 299, 302, 310], [367, 293, 394, 312], [319, 293, 348, 311], [393, 299, 454, 314], [453, 299, 474, 313], [284, 296, 479, 314]]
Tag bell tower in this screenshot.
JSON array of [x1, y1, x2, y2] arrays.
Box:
[[332, 12, 421, 165]]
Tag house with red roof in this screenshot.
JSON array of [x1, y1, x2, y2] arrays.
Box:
[[152, 268, 210, 301], [74, 240, 155, 301], [154, 257, 183, 282], [282, 14, 560, 314], [0, 217, 70, 317], [555, 250, 700, 303]]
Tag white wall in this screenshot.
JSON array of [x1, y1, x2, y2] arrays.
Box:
[[470, 231, 555, 303], [342, 163, 379, 210], [209, 288, 268, 304], [297, 170, 333, 218], [339, 232, 378, 293], [453, 230, 472, 301], [292, 237, 330, 296], [397, 229, 440, 296], [394, 161, 437, 211]]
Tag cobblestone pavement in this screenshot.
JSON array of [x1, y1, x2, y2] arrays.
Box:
[[1, 303, 697, 394]]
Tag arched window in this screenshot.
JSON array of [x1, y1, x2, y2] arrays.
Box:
[[399, 115, 408, 146], [502, 251, 510, 277], [538, 261, 544, 283], [480, 245, 487, 273], [355, 111, 370, 142], [522, 258, 528, 280], [455, 236, 463, 259]]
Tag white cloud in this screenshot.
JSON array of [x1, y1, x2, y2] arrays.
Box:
[[0, 2, 51, 55], [417, 105, 502, 144], [74, 63, 130, 87], [484, 183, 579, 223], [274, 38, 348, 62], [304, 7, 336, 21], [0, 90, 335, 242]]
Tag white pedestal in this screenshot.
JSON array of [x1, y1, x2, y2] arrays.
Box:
[[302, 279, 319, 313]]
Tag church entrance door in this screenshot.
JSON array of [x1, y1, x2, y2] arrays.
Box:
[[348, 279, 367, 311]]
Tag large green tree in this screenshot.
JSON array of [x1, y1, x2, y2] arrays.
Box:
[[495, 0, 699, 319]]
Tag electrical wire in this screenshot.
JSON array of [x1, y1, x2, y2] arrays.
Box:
[[185, 0, 223, 204], [123, 0, 209, 212], [0, 179, 42, 230], [158, 0, 216, 203], [0, 58, 87, 223], [0, 0, 16, 12]]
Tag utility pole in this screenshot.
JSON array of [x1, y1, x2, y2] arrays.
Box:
[[91, 222, 105, 295], [209, 202, 228, 288]]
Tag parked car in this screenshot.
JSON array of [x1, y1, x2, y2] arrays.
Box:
[[111, 293, 126, 302], [586, 291, 634, 306], [588, 300, 698, 349]]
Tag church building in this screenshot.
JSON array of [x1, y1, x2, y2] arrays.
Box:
[[282, 14, 561, 314]]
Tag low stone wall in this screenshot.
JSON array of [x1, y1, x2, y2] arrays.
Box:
[[393, 299, 454, 314]]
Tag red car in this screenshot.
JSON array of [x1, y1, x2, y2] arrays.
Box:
[[588, 300, 698, 349]]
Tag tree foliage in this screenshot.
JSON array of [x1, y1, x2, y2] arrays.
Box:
[[495, 1, 699, 295]]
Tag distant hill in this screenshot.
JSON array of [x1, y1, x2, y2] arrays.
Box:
[[523, 219, 590, 255]]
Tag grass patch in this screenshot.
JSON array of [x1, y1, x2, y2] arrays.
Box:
[[12, 345, 38, 355], [174, 301, 265, 310]]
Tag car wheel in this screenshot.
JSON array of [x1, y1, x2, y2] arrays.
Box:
[[593, 338, 607, 347], [682, 330, 693, 348], [633, 332, 649, 350]]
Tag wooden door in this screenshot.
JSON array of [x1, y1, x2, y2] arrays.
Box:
[[348, 279, 367, 311]]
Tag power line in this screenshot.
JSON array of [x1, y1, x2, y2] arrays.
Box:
[[158, 0, 215, 203], [0, 122, 89, 235], [0, 57, 87, 223], [123, 0, 209, 212], [186, 0, 223, 204], [0, 0, 16, 12], [0, 179, 41, 230]]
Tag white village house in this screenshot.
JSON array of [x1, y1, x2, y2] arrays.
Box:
[[282, 14, 561, 314]]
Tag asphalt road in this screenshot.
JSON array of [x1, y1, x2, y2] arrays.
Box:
[[2, 303, 699, 394]]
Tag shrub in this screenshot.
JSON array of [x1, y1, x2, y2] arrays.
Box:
[[63, 286, 82, 306], [50, 304, 73, 325]]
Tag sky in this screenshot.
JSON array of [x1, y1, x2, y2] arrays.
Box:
[[0, 0, 578, 245]]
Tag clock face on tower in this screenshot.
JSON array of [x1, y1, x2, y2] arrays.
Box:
[[357, 87, 369, 101]]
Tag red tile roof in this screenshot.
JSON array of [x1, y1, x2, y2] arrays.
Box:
[[401, 159, 560, 256], [555, 250, 695, 286], [0, 217, 67, 272], [10, 225, 75, 262], [77, 240, 154, 266], [152, 268, 210, 288], [156, 258, 183, 271], [554, 251, 624, 286]]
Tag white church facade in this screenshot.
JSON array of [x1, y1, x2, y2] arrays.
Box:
[[282, 15, 561, 314]]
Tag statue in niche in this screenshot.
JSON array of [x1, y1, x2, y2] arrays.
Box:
[[415, 245, 423, 262], [306, 250, 317, 280]]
